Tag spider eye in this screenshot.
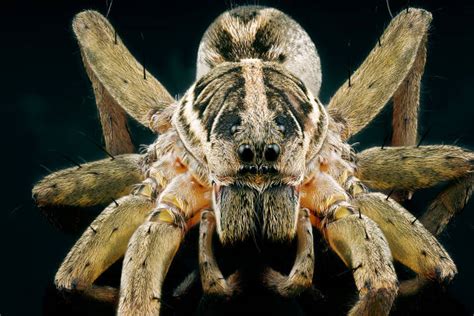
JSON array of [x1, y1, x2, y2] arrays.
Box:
[[231, 124, 239, 135], [275, 115, 295, 137], [277, 124, 285, 134], [264, 143, 280, 162], [212, 112, 241, 139], [237, 144, 254, 163]]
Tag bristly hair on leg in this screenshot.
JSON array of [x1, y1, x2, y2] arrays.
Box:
[[417, 126, 432, 147], [39, 164, 53, 174], [381, 129, 393, 150], [386, 0, 394, 19], [105, 0, 114, 18], [50, 150, 82, 169], [77, 130, 116, 160]]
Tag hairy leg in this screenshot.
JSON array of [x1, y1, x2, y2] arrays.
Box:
[[53, 150, 185, 302], [300, 171, 397, 315], [33, 154, 144, 208], [399, 174, 473, 295], [118, 172, 211, 315], [353, 193, 457, 283], [55, 194, 154, 302], [72, 11, 174, 134], [356, 146, 472, 295], [263, 208, 315, 297], [199, 210, 239, 297], [388, 26, 427, 200], [391, 30, 427, 147], [421, 174, 474, 235], [328, 8, 431, 140], [118, 213, 182, 315], [87, 60, 135, 155], [323, 211, 398, 316], [355, 145, 473, 191]]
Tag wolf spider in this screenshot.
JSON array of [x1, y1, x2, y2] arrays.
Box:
[[32, 5, 473, 316]]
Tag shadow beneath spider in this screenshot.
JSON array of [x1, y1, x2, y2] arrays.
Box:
[[39, 212, 472, 316]]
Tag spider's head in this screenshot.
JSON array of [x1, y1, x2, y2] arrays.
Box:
[[174, 59, 327, 244]]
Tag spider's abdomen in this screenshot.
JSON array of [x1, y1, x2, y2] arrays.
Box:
[[197, 6, 322, 97]]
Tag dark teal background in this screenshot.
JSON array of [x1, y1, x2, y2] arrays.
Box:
[[1, 0, 473, 315]]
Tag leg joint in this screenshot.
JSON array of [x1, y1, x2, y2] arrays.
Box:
[[149, 206, 186, 230], [133, 178, 160, 200], [345, 176, 367, 197], [326, 201, 356, 224]]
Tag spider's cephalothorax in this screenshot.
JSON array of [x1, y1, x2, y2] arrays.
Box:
[[33, 5, 473, 316], [175, 58, 328, 244]]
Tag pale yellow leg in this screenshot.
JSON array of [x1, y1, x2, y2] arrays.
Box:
[[199, 210, 240, 297], [118, 172, 211, 315], [355, 146, 473, 192], [328, 9, 432, 140], [400, 175, 473, 295], [353, 193, 457, 283], [421, 174, 474, 236], [118, 215, 182, 315], [323, 211, 398, 316], [33, 154, 143, 208], [54, 194, 154, 302], [391, 31, 426, 147], [263, 208, 315, 297]]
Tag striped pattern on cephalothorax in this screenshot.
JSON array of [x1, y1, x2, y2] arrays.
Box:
[[172, 5, 334, 244], [172, 57, 332, 245], [173, 59, 327, 190]]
